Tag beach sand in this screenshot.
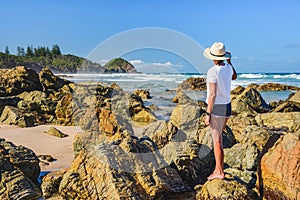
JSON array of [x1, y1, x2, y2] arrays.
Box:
[[0, 124, 81, 172]]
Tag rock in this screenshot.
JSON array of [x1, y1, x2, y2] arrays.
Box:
[[0, 106, 35, 127], [38, 154, 56, 162], [171, 140, 215, 186], [231, 87, 270, 114], [255, 112, 300, 132], [39, 67, 71, 91], [178, 77, 206, 91], [231, 125, 273, 151], [0, 66, 43, 97], [195, 178, 258, 200], [258, 132, 300, 200], [196, 126, 236, 150], [55, 94, 73, 125], [0, 139, 41, 199], [134, 89, 151, 99], [231, 98, 257, 116], [256, 83, 300, 91], [59, 137, 189, 199], [44, 126, 68, 138], [143, 120, 178, 149], [170, 91, 202, 131], [224, 143, 259, 171], [129, 94, 157, 123], [230, 85, 245, 95], [104, 58, 137, 73], [288, 91, 300, 103], [224, 168, 257, 188], [273, 101, 300, 112], [41, 170, 66, 199]]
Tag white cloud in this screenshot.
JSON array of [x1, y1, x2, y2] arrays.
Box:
[[129, 59, 144, 65], [98, 59, 110, 65]]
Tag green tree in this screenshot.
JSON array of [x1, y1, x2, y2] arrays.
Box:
[[5, 46, 10, 54], [34, 48, 38, 56], [51, 44, 61, 55], [45, 47, 51, 57], [26, 46, 33, 57], [17, 46, 21, 56]]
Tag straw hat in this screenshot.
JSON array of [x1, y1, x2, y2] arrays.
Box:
[[203, 42, 231, 60]]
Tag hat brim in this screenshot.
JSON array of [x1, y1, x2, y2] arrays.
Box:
[[203, 48, 231, 60]]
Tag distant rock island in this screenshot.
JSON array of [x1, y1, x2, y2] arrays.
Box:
[[0, 45, 136, 73]]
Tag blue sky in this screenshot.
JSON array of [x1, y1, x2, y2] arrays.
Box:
[[0, 0, 300, 73]]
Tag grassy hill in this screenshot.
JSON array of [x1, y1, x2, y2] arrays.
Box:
[[0, 52, 105, 73]]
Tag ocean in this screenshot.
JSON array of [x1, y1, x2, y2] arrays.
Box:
[[57, 72, 300, 120]]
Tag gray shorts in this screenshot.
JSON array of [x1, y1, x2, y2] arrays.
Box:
[[211, 102, 232, 117]]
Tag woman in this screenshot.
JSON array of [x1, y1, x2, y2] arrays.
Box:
[[203, 42, 237, 180]]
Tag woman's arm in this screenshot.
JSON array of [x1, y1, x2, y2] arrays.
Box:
[[205, 82, 217, 125], [229, 61, 237, 80], [226, 52, 237, 80]]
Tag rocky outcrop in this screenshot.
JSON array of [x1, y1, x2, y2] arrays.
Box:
[[59, 135, 190, 199], [252, 82, 300, 91], [258, 132, 300, 200], [0, 138, 41, 199], [0, 66, 75, 127], [0, 66, 43, 97], [178, 77, 206, 91], [39, 67, 71, 90], [231, 87, 270, 114], [104, 58, 137, 73]]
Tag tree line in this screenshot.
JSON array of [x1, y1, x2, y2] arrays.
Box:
[[3, 44, 61, 57]]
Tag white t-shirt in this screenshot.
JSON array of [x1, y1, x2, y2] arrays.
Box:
[[206, 63, 233, 104]]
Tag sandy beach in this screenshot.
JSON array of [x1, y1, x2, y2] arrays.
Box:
[[0, 124, 81, 172]]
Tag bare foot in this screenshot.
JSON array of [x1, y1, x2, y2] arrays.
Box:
[[207, 172, 225, 180]]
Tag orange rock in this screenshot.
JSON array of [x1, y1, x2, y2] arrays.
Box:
[[259, 133, 300, 199]]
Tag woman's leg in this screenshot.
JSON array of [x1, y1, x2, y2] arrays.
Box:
[[207, 115, 228, 180]]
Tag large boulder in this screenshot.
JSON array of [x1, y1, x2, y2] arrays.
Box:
[[224, 143, 259, 171], [195, 178, 259, 200], [224, 143, 259, 187], [0, 139, 41, 199], [39, 67, 71, 91], [0, 106, 35, 127], [255, 112, 300, 132], [231, 87, 270, 114], [170, 90, 202, 131], [55, 93, 74, 125], [59, 136, 190, 199], [258, 132, 300, 200], [0, 66, 43, 97]]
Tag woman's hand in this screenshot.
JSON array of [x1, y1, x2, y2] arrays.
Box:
[[226, 51, 232, 64], [205, 114, 211, 125]]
